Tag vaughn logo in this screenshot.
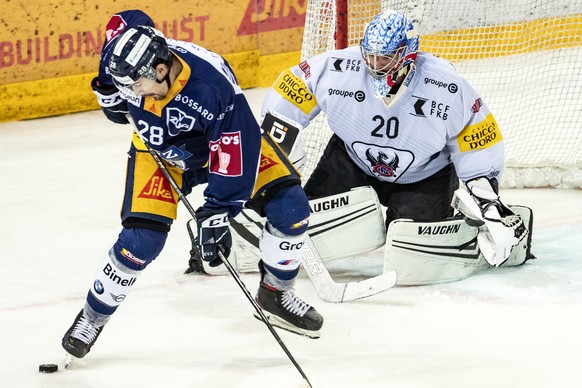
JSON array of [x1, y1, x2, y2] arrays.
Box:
[[310, 195, 349, 213], [418, 224, 461, 235], [237, 0, 307, 35]]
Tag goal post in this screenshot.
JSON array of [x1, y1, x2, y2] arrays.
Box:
[[300, 0, 582, 188]]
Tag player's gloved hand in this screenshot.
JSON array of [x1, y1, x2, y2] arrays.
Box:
[[91, 77, 129, 125], [195, 208, 232, 267]]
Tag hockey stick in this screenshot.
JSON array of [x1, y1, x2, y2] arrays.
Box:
[[130, 123, 312, 387], [302, 234, 397, 302], [231, 213, 397, 303]]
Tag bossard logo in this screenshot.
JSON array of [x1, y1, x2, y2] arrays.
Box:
[[138, 169, 176, 203], [237, 0, 308, 35]]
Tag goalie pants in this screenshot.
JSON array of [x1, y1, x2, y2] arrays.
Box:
[[304, 134, 459, 226]]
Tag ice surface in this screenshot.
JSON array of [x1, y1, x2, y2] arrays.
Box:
[[1, 88, 581, 388]]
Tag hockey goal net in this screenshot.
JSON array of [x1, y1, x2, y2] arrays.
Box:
[[300, 0, 582, 188]]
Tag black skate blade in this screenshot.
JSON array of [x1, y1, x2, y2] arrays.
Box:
[[253, 312, 321, 339]]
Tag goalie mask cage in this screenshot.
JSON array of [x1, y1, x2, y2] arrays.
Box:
[[300, 0, 582, 188]]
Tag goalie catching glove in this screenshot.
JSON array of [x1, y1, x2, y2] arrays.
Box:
[[191, 208, 232, 268], [451, 177, 527, 267], [91, 77, 129, 125]]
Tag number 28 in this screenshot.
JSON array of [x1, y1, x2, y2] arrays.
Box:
[[136, 119, 164, 146]]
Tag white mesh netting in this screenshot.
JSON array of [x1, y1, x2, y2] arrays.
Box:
[[300, 0, 582, 188]]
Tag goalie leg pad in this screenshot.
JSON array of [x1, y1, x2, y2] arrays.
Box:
[[229, 186, 386, 268], [383, 217, 483, 285], [308, 186, 386, 260]]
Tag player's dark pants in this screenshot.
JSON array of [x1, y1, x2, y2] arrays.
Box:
[[303, 135, 459, 226]]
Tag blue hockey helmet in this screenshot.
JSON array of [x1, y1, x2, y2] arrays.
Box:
[[360, 10, 419, 85], [109, 26, 171, 89]]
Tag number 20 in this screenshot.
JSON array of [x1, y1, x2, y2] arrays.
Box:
[[371, 115, 399, 138]]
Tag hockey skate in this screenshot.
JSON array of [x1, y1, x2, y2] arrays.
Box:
[[62, 309, 104, 358], [255, 282, 323, 339]]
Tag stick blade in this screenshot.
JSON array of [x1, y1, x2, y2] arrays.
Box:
[[341, 270, 397, 302]]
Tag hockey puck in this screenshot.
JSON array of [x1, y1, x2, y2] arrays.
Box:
[[39, 364, 58, 373]]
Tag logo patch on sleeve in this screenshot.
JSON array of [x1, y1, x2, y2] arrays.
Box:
[[457, 113, 502, 152], [274, 69, 317, 115], [209, 132, 243, 176]]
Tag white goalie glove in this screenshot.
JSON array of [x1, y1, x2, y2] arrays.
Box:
[[451, 177, 528, 267]]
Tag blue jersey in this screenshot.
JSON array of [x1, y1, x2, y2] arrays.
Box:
[[124, 40, 261, 218]]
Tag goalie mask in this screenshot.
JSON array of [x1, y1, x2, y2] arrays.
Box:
[[360, 10, 419, 98], [109, 26, 172, 94]]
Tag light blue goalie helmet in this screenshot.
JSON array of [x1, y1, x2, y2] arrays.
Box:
[[360, 10, 419, 97]]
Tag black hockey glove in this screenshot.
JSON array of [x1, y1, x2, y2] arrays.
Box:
[[91, 77, 129, 125], [194, 208, 232, 267]]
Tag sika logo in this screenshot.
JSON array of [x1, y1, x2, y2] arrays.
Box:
[[259, 154, 278, 172], [237, 0, 308, 35], [138, 169, 176, 203]]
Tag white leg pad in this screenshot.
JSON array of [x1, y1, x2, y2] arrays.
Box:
[[308, 186, 386, 260], [383, 205, 534, 285], [384, 218, 485, 285], [226, 186, 386, 275]]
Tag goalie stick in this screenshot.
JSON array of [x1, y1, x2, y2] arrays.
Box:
[[302, 234, 397, 302], [231, 213, 398, 303]]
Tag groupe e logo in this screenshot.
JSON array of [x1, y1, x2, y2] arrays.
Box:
[[328, 88, 366, 102], [424, 77, 458, 94]]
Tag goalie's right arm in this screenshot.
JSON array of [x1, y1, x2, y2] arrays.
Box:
[[451, 177, 528, 267]]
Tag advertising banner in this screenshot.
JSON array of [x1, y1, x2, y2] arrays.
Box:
[[0, 0, 307, 84]]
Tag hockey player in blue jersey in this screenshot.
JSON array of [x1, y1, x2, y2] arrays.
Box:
[[62, 21, 323, 359]]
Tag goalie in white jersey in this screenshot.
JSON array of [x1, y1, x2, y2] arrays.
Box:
[[261, 10, 529, 270]]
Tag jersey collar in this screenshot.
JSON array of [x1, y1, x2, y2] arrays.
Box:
[[143, 53, 191, 117]]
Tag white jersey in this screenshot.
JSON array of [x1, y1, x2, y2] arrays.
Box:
[[261, 46, 504, 184]]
